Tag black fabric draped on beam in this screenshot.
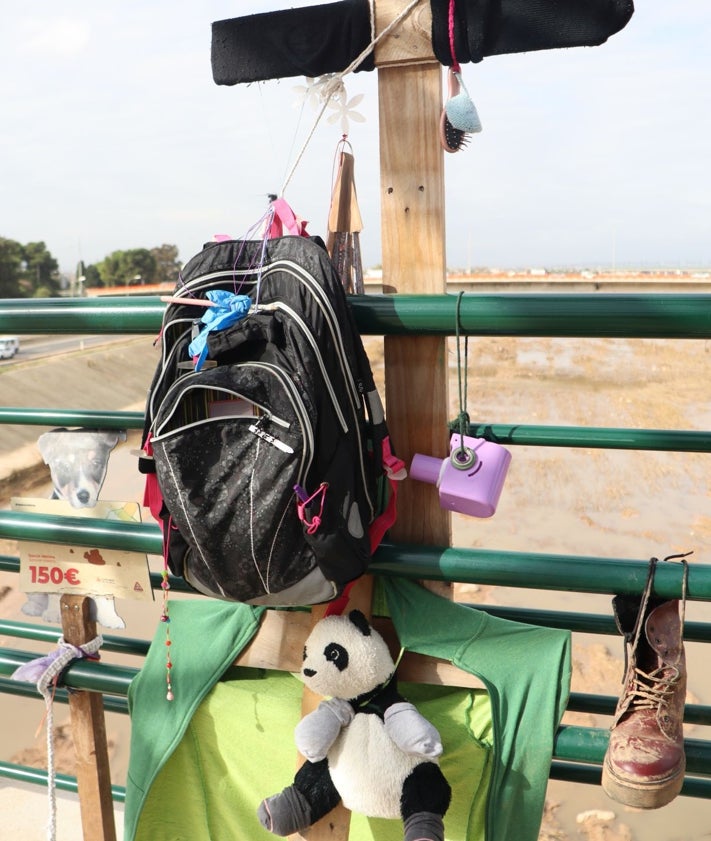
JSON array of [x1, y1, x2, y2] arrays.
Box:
[[211, 0, 375, 86], [211, 0, 634, 86], [431, 0, 635, 65]]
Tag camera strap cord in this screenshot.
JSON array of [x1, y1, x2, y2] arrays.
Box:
[[450, 290, 470, 462]]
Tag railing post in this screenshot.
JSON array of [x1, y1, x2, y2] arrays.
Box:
[[376, 0, 453, 570], [61, 594, 117, 841]]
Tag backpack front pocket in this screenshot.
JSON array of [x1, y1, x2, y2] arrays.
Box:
[[151, 364, 315, 601]]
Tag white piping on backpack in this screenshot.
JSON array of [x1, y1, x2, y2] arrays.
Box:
[[153, 363, 313, 489], [270, 260, 375, 520], [275, 259, 361, 408], [256, 300, 349, 435], [258, 260, 374, 521], [152, 381, 290, 440], [178, 260, 360, 409], [162, 445, 228, 598], [173, 257, 374, 521], [249, 437, 271, 594]]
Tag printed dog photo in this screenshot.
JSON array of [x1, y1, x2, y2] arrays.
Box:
[[21, 428, 128, 629]]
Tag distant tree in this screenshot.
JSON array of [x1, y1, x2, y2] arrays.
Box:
[[151, 244, 181, 286], [0, 237, 24, 297], [82, 263, 103, 289], [97, 248, 157, 287], [21, 241, 60, 296]]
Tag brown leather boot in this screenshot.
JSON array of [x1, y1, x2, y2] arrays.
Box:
[[601, 556, 689, 809]]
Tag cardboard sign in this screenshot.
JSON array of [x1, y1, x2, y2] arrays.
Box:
[[12, 497, 153, 601]]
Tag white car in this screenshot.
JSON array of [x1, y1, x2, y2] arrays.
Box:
[[0, 336, 19, 359]]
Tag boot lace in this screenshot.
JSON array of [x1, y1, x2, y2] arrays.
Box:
[[619, 553, 689, 729], [619, 553, 689, 721], [623, 553, 690, 676], [626, 664, 680, 713]]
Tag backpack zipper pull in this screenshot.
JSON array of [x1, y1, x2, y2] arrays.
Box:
[[295, 482, 329, 535], [248, 418, 294, 454]]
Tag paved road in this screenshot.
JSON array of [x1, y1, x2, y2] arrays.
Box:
[[0, 334, 140, 366], [0, 335, 152, 483]]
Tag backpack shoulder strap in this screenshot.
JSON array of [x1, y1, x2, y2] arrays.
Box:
[[369, 435, 406, 553]]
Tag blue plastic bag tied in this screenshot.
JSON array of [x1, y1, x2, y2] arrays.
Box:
[[188, 290, 252, 371]]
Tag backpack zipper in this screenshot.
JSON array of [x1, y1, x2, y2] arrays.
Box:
[[176, 262, 359, 409], [174, 257, 374, 519], [178, 268, 260, 297], [247, 361, 314, 477], [152, 367, 314, 482], [175, 263, 355, 431], [258, 301, 350, 435], [276, 260, 361, 409], [271, 261, 374, 520], [150, 320, 193, 424]]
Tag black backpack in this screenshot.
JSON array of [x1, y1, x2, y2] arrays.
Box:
[[140, 234, 403, 605]]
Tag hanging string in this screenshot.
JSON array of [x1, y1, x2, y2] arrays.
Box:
[[12, 633, 103, 841], [330, 135, 353, 189], [278, 90, 308, 198], [279, 0, 423, 196], [254, 202, 276, 305], [628, 551, 692, 675], [662, 550, 693, 632], [453, 291, 470, 459]]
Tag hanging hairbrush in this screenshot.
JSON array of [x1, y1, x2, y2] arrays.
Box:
[[440, 0, 482, 153], [440, 67, 481, 152]]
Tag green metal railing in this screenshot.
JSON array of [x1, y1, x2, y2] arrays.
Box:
[[1, 294, 710, 807], [0, 527, 708, 600], [2, 293, 711, 338], [2, 407, 709, 453]]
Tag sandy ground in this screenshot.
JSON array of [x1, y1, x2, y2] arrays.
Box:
[[1, 334, 711, 840]]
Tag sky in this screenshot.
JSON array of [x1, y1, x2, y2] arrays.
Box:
[[0, 1, 709, 275]]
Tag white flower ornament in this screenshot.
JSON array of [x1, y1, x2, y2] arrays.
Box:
[[327, 92, 365, 134], [292, 77, 322, 111]]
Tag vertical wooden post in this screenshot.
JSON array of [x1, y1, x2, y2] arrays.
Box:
[[61, 594, 117, 841], [295, 4, 450, 837], [376, 1, 452, 552], [292, 578, 374, 841]]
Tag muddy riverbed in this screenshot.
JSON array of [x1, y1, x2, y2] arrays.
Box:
[[1, 334, 710, 840]]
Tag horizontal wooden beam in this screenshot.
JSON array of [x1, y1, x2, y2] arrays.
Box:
[[374, 0, 435, 67], [235, 609, 484, 690]]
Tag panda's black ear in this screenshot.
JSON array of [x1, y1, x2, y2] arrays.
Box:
[[348, 609, 371, 636]]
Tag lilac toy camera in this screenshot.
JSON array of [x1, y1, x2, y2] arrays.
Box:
[[409, 433, 512, 518]]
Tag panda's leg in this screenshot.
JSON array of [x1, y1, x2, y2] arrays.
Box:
[[401, 762, 452, 841], [257, 758, 341, 837], [258, 784, 311, 837]]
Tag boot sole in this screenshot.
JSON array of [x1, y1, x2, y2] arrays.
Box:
[[601, 757, 685, 809]]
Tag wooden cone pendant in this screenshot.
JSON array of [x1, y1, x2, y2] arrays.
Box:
[[327, 140, 364, 294]]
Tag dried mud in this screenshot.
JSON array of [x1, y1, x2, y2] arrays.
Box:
[[2, 334, 711, 840]]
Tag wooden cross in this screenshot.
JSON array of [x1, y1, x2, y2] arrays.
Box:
[[236, 3, 458, 839]]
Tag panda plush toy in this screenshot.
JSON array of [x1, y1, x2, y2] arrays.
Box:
[[257, 609, 451, 841]]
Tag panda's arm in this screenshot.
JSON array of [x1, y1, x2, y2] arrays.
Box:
[[383, 702, 444, 758], [294, 698, 355, 762]]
